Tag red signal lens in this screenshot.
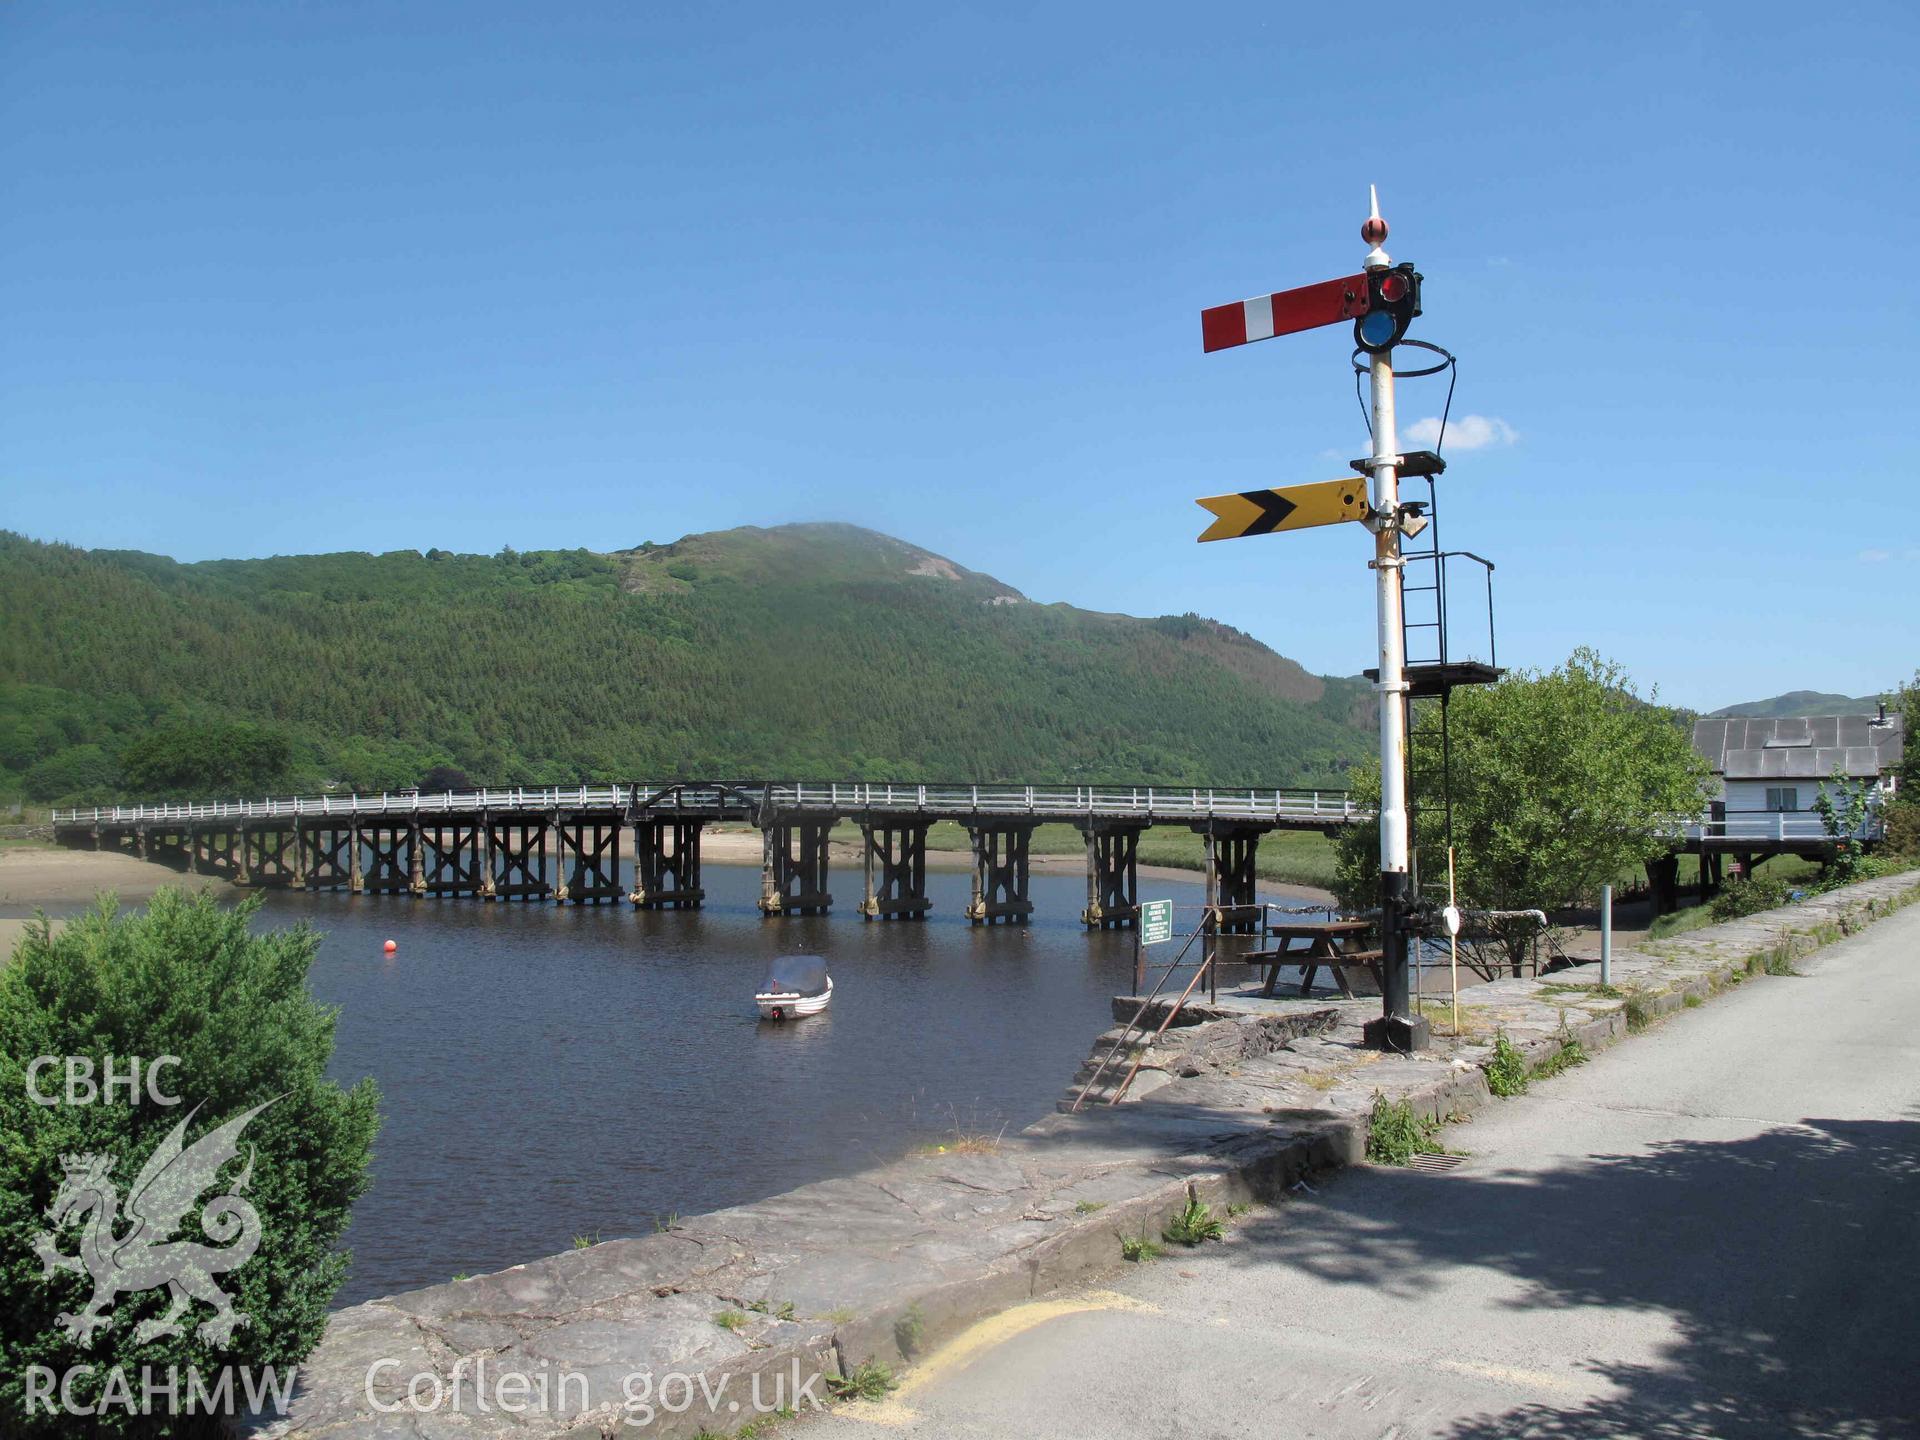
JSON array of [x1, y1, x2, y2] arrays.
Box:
[[1377, 273, 1408, 304]]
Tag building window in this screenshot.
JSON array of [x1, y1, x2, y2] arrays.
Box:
[[1765, 787, 1800, 812]]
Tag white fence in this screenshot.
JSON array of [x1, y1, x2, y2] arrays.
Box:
[[1681, 810, 1883, 843], [53, 782, 1368, 827]]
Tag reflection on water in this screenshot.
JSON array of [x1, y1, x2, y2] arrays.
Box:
[[77, 861, 1315, 1306]]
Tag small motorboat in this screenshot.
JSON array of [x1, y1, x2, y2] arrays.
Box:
[[755, 954, 832, 1021]]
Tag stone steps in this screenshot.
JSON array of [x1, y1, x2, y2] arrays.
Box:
[[1057, 1026, 1154, 1110]]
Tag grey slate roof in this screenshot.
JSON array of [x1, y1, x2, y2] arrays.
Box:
[[1691, 713, 1905, 780]]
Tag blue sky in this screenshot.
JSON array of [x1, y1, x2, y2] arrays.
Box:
[[2, 2, 1914, 713]]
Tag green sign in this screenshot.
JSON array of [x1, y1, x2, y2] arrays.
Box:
[[1139, 899, 1174, 945]]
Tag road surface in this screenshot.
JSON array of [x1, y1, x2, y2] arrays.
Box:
[[827, 903, 1920, 1439]]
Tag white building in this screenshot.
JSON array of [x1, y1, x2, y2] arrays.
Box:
[[1689, 709, 1904, 843]]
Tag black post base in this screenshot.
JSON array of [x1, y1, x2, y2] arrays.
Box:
[[1363, 1013, 1431, 1054]]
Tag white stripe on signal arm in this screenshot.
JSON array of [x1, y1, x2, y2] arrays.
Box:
[[1242, 297, 1274, 343]]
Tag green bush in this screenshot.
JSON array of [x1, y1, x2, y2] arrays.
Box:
[[1885, 802, 1920, 859], [1843, 856, 1906, 883], [1709, 874, 1795, 921], [1813, 769, 1874, 884], [0, 890, 379, 1435], [1333, 649, 1711, 972], [1484, 1031, 1529, 1097], [1366, 1092, 1443, 1165]]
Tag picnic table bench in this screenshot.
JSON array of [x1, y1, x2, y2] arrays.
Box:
[[1235, 918, 1383, 998]]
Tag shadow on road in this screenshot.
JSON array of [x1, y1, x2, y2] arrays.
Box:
[[1233, 1113, 1920, 1438]]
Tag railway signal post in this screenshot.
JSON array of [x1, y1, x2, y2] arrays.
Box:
[[1196, 188, 1430, 1052], [1354, 196, 1426, 1052]]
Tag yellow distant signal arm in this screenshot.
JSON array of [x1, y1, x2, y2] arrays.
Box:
[[1195, 478, 1369, 542]]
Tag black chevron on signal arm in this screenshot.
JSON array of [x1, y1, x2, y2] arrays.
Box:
[[1239, 490, 1298, 536]]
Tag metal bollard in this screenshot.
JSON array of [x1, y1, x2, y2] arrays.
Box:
[[1600, 883, 1613, 988]]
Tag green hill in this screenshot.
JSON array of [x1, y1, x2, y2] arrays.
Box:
[[0, 524, 1374, 803], [1709, 690, 1885, 718]]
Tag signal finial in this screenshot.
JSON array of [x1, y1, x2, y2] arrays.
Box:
[[1361, 185, 1390, 269]]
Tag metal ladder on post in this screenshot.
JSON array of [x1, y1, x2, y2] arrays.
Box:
[[1380, 452, 1501, 971]]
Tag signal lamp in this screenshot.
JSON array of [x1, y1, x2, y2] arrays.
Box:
[[1355, 263, 1422, 355]]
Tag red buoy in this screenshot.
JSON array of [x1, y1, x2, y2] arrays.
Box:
[[383, 940, 397, 954]]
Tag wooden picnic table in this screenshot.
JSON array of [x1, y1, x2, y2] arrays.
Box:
[[1237, 919, 1383, 998]]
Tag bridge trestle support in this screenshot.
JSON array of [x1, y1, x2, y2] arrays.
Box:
[[554, 814, 623, 904], [418, 818, 485, 897], [966, 823, 1035, 925], [487, 818, 551, 900], [240, 826, 297, 888], [858, 820, 931, 920], [1195, 822, 1264, 935], [632, 818, 705, 909], [1079, 823, 1145, 929], [760, 818, 833, 916], [357, 822, 415, 895], [301, 823, 356, 890]]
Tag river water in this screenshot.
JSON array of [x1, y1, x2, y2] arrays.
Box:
[[223, 859, 1322, 1307]]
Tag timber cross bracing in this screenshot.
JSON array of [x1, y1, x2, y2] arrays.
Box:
[[760, 819, 833, 916], [860, 821, 931, 920], [633, 818, 704, 909], [555, 815, 623, 904], [488, 819, 551, 901], [418, 820, 484, 897], [1081, 825, 1144, 929], [966, 822, 1035, 925]]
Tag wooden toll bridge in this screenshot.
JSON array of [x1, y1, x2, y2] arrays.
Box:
[[51, 781, 1366, 930]]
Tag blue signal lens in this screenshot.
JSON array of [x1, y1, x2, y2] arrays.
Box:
[[1358, 310, 1398, 348]]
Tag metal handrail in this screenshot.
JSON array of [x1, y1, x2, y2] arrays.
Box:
[[1069, 915, 1218, 1113], [1103, 927, 1225, 1106], [1400, 549, 1496, 670]]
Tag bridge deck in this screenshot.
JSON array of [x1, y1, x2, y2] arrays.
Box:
[[52, 781, 1369, 831]]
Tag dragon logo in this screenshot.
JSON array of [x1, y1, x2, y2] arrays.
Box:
[[31, 1098, 278, 1348]]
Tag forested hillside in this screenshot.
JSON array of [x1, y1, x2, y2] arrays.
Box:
[[0, 524, 1374, 803], [1708, 690, 1885, 718]]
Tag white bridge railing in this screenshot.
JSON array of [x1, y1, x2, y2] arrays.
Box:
[[1681, 810, 1882, 843], [52, 786, 632, 825], [748, 782, 1364, 820], [52, 781, 1368, 826]]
